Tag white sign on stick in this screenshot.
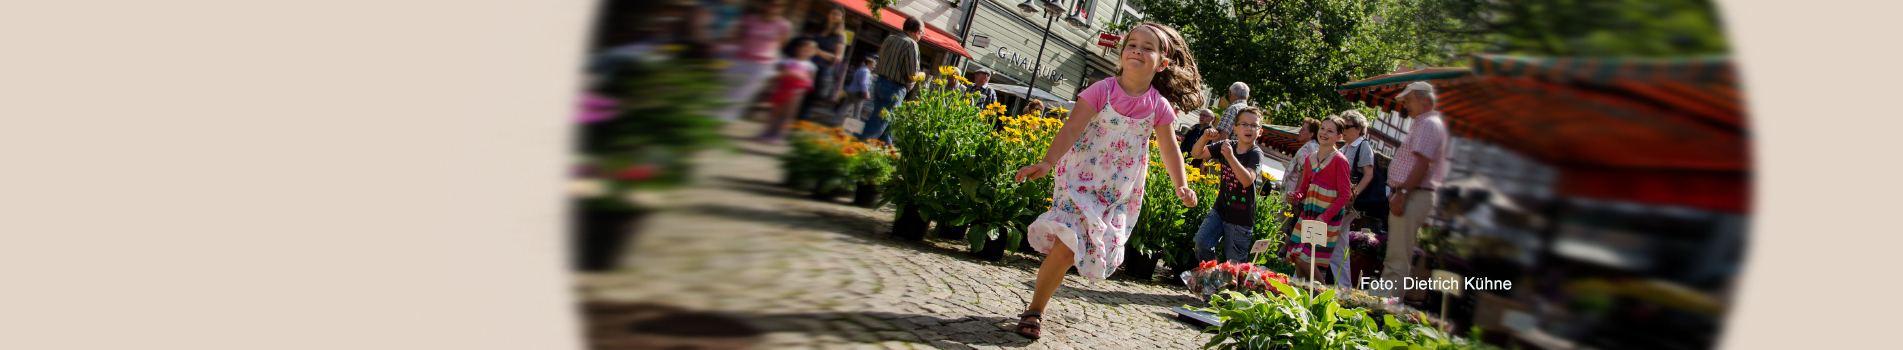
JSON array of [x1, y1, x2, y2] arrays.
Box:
[[1250, 239, 1276, 253], [1432, 270, 1464, 296], [1299, 220, 1327, 246]]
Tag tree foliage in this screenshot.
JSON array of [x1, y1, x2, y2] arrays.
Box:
[[1408, 0, 1729, 58], [1112, 0, 1450, 126]]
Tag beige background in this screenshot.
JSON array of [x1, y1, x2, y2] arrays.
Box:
[[1718, 0, 1903, 348], [0, 1, 591, 349], [0, 0, 1892, 349]]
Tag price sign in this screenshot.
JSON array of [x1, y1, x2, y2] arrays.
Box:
[[1432, 270, 1463, 296], [1249, 239, 1276, 254], [1299, 220, 1327, 246]]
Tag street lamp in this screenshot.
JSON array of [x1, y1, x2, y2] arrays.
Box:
[[1064, 6, 1088, 28], [1017, 1, 1065, 115]]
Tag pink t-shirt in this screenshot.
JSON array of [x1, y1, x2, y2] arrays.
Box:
[[734, 15, 790, 64], [1077, 78, 1176, 127]]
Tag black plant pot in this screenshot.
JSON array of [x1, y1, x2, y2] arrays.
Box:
[[1016, 227, 1034, 254], [971, 229, 1008, 261], [891, 203, 927, 240], [1165, 253, 1197, 286], [781, 171, 800, 188], [573, 208, 648, 272], [851, 183, 883, 208], [937, 222, 969, 240], [1120, 247, 1157, 281], [809, 178, 848, 201]]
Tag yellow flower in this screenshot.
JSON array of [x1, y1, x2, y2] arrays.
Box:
[[708, 60, 731, 69], [938, 66, 958, 76], [932, 78, 945, 86], [956, 76, 972, 85], [912, 74, 925, 82]]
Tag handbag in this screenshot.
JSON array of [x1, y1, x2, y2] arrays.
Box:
[[1349, 142, 1389, 215]]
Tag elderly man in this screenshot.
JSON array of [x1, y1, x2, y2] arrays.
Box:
[[1376, 82, 1451, 299], [1178, 109, 1217, 168], [966, 68, 999, 108], [1214, 82, 1252, 140]]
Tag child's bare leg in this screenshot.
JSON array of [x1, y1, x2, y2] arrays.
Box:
[[759, 102, 795, 138], [1026, 238, 1076, 314]]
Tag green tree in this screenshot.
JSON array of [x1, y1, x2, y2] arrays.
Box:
[[1408, 0, 1729, 57], [1110, 0, 1453, 126]]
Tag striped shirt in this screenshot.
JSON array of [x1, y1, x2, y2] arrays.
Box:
[[1217, 99, 1248, 140], [1388, 111, 1450, 191], [873, 33, 919, 89]]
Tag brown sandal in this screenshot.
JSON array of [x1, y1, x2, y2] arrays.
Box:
[[1013, 312, 1042, 339]]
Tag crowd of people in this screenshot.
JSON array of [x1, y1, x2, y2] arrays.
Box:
[[1168, 79, 1449, 300]]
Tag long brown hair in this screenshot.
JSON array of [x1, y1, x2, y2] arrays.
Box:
[[1127, 22, 1206, 112], [823, 8, 846, 36]]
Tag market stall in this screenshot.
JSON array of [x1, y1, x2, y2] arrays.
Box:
[[1335, 54, 1747, 350]]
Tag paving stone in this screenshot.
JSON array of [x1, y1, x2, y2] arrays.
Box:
[[575, 121, 1212, 350]]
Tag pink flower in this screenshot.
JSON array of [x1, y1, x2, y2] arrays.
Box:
[[1078, 171, 1095, 182]]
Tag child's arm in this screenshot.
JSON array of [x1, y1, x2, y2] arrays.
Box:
[[1220, 143, 1256, 188], [1288, 156, 1312, 204], [1014, 100, 1100, 182], [1155, 123, 1198, 208], [1190, 128, 1219, 160]]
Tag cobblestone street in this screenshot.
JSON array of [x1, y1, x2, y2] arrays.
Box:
[[577, 121, 1215, 350]]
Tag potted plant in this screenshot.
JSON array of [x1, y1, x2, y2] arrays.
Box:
[[845, 139, 897, 207], [883, 68, 1058, 260], [571, 157, 671, 272], [880, 69, 977, 241], [572, 51, 725, 272]]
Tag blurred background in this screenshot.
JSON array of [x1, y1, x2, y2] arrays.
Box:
[[570, 0, 1744, 349]]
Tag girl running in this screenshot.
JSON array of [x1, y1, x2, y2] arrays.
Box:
[[1007, 22, 1205, 340]]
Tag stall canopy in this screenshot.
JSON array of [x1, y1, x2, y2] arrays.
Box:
[[832, 0, 971, 58], [1257, 124, 1304, 156], [988, 84, 1075, 110], [1337, 54, 1748, 213]]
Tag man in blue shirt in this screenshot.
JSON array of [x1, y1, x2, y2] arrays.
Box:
[[833, 54, 876, 126]]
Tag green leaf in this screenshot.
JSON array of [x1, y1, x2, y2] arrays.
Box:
[[1005, 225, 1022, 252], [967, 223, 987, 251]]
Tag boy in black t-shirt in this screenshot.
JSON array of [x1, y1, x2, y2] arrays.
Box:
[[1189, 106, 1264, 263]]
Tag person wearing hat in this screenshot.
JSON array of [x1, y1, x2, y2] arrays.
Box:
[[833, 54, 877, 125], [964, 67, 999, 108], [1374, 81, 1451, 299]]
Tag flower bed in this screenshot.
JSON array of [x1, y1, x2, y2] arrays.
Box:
[[1186, 271, 1499, 350], [1182, 262, 1448, 330], [883, 67, 1060, 257]]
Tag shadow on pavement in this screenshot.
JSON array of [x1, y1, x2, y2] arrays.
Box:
[[1017, 280, 1207, 310], [742, 311, 1037, 349]]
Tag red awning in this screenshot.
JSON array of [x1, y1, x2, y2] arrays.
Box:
[[1336, 55, 1749, 214], [830, 0, 972, 58]]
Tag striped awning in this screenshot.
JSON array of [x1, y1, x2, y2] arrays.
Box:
[[1258, 124, 1304, 157], [1336, 54, 1749, 213]]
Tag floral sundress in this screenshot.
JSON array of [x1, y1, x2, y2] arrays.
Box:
[[1026, 98, 1155, 281]]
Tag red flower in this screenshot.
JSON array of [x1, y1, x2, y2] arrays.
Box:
[[616, 165, 658, 181]]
